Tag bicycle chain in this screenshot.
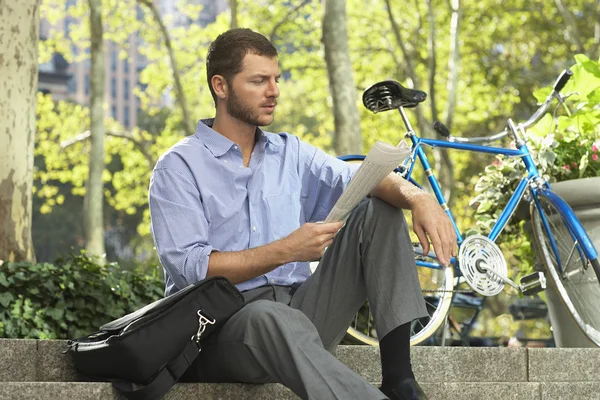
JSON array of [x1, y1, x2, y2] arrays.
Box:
[[422, 289, 476, 294]]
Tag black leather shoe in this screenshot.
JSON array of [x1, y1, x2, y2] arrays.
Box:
[[380, 378, 429, 400]]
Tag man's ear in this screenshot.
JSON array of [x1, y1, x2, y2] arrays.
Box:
[[211, 75, 228, 100]]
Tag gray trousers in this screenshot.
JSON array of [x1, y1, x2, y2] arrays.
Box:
[[184, 198, 428, 399]]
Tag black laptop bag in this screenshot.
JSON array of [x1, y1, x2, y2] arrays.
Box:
[[66, 276, 245, 400]]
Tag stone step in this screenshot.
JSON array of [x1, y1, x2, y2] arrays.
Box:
[[1, 382, 600, 400], [2, 339, 600, 384]]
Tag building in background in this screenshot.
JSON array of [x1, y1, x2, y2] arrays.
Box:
[[38, 0, 228, 130]]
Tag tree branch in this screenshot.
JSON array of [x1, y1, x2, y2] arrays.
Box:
[[60, 130, 154, 165], [269, 0, 311, 43], [137, 0, 194, 136], [384, 0, 418, 85], [554, 0, 585, 53], [427, 0, 438, 123], [593, 0, 600, 59]]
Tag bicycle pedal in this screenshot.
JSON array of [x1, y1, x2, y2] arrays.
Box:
[[519, 271, 547, 296]]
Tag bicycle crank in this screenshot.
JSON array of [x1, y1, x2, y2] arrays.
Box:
[[459, 235, 509, 296]]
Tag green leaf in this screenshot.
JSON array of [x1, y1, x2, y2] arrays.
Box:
[[0, 292, 14, 308], [0, 273, 9, 287]]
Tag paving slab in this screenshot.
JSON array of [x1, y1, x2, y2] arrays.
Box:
[[0, 339, 37, 382], [0, 382, 546, 400], [36, 340, 77, 382], [411, 346, 528, 383], [541, 382, 600, 400], [423, 382, 541, 400], [529, 348, 600, 382], [0, 340, 532, 384]]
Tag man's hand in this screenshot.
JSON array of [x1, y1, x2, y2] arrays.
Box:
[[280, 221, 344, 262], [411, 195, 457, 267]]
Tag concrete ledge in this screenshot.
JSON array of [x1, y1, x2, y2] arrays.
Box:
[[540, 382, 600, 400], [3, 381, 600, 399], [1, 340, 531, 383], [529, 348, 600, 382], [423, 382, 540, 400], [0, 382, 556, 400], [411, 346, 528, 383], [0, 382, 299, 400], [0, 340, 37, 382]]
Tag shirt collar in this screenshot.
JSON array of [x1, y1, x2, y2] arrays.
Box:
[[195, 118, 282, 157]]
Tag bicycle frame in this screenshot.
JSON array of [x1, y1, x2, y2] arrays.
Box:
[[340, 107, 599, 273]]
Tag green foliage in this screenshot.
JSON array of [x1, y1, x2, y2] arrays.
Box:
[[471, 55, 600, 274], [0, 253, 163, 339]]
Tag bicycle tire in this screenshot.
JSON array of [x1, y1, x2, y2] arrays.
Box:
[[530, 196, 600, 346], [345, 263, 454, 346], [340, 156, 454, 346]]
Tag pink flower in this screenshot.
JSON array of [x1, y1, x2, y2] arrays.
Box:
[[593, 144, 598, 153], [572, 162, 578, 169], [564, 165, 570, 171], [593, 154, 599, 162]]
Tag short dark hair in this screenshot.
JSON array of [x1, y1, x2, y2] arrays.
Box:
[[206, 28, 278, 104]]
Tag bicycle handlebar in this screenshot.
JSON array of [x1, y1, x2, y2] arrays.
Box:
[[446, 68, 572, 144]]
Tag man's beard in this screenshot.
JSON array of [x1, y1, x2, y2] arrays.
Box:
[[226, 88, 273, 127]]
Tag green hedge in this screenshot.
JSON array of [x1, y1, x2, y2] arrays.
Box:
[[0, 254, 164, 340]]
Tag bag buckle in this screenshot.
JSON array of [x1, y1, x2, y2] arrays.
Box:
[[192, 310, 216, 348]]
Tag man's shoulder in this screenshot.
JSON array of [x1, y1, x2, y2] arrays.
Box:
[[263, 130, 292, 144], [155, 135, 202, 169]]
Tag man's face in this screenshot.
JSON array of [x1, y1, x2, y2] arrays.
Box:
[[225, 53, 280, 127]]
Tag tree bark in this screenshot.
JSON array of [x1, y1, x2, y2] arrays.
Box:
[[387, 0, 455, 201], [427, 0, 438, 123], [138, 0, 194, 136], [85, 0, 106, 262], [445, 0, 460, 132], [438, 0, 461, 202], [229, 0, 237, 29], [322, 0, 363, 154], [0, 0, 39, 263], [554, 0, 585, 54]]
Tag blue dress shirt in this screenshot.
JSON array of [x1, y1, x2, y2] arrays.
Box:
[[149, 119, 357, 296]]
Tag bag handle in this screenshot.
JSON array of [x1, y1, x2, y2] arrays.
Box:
[[111, 340, 200, 400]]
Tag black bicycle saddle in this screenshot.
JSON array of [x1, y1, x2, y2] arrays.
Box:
[[362, 80, 427, 113]]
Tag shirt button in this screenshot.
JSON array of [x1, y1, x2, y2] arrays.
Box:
[[270, 279, 275, 284], [234, 145, 238, 150], [223, 160, 228, 163], [252, 226, 256, 231], [239, 165, 244, 169]]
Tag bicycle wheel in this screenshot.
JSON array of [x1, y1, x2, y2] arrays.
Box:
[[530, 196, 600, 345], [345, 261, 454, 346], [339, 156, 455, 346]]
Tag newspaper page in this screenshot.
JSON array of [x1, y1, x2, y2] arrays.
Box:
[[324, 140, 411, 223]]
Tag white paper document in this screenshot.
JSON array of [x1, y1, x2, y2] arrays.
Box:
[[325, 140, 411, 223]]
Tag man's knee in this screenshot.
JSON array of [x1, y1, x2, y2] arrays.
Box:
[[241, 300, 318, 341], [352, 197, 407, 228]]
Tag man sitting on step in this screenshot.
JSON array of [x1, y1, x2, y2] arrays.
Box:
[[149, 28, 456, 400]]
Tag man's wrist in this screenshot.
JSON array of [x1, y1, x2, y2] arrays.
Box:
[[269, 237, 294, 265]]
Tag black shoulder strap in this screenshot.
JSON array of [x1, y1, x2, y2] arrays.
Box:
[[111, 340, 200, 400]]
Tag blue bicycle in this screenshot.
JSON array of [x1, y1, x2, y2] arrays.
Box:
[[343, 69, 600, 347]]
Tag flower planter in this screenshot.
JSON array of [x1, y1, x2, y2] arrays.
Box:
[[534, 177, 600, 347]]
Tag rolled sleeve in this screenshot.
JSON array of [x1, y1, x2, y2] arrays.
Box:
[[149, 167, 214, 293]]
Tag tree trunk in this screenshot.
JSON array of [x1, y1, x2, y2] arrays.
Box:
[[85, 0, 106, 262], [138, 0, 194, 136], [322, 0, 363, 155], [437, 0, 461, 203], [229, 0, 238, 29], [0, 0, 39, 263], [445, 0, 460, 132], [387, 0, 455, 200]]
